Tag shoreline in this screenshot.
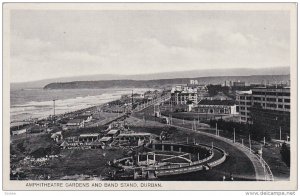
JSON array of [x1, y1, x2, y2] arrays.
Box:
[[10, 88, 155, 128]]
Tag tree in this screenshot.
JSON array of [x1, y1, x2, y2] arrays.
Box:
[[206, 85, 230, 97], [280, 143, 290, 167]]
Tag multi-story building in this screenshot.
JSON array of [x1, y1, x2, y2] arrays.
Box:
[[250, 87, 290, 139], [236, 90, 253, 123], [251, 87, 290, 112], [170, 85, 198, 105], [236, 87, 290, 139]]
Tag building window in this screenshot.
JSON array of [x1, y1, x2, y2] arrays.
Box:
[[254, 102, 260, 106], [284, 105, 290, 109], [267, 98, 276, 102], [266, 103, 276, 108], [278, 105, 283, 108], [253, 91, 264, 95], [284, 99, 290, 103], [278, 98, 283, 102]]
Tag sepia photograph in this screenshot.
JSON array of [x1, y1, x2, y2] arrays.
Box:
[[2, 2, 297, 191]]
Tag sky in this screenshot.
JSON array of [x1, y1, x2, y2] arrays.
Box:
[[10, 10, 290, 83]]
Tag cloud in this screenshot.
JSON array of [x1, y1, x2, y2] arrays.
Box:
[[10, 10, 290, 82], [11, 35, 56, 57]]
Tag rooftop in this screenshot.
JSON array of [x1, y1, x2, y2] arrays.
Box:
[[67, 119, 84, 124], [252, 87, 290, 92], [99, 137, 112, 142], [198, 99, 236, 106], [60, 141, 69, 147], [28, 125, 44, 131], [236, 90, 252, 95], [107, 129, 119, 135], [79, 133, 100, 137], [118, 133, 152, 136], [75, 115, 92, 120]]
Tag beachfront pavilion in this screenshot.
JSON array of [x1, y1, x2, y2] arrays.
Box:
[[115, 133, 152, 142], [79, 133, 101, 142]]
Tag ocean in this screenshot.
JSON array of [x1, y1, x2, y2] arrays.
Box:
[[10, 88, 151, 125]]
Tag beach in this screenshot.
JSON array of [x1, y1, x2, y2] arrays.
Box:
[[10, 88, 152, 126]]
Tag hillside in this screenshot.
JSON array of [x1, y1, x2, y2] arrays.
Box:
[[12, 66, 289, 90], [44, 75, 290, 89]]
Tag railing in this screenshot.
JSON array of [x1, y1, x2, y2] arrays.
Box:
[[258, 155, 274, 181], [191, 152, 214, 165], [147, 142, 226, 169], [207, 154, 227, 167], [236, 143, 274, 181], [156, 164, 204, 176], [210, 135, 274, 181], [169, 124, 274, 181]]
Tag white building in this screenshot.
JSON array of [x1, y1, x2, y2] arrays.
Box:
[[236, 90, 253, 123], [236, 87, 290, 123], [66, 119, 85, 128], [194, 99, 238, 115], [12, 128, 27, 136], [170, 85, 198, 105], [190, 79, 199, 85]]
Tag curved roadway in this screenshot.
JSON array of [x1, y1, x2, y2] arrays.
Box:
[[130, 96, 273, 181], [168, 123, 273, 181]]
